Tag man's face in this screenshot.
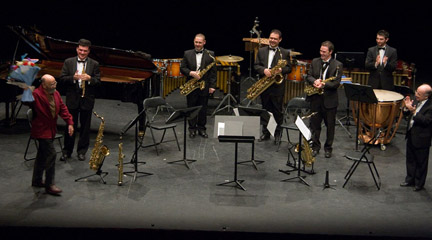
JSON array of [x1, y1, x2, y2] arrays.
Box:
[[269, 32, 281, 48], [376, 34, 388, 47], [43, 77, 57, 94], [320, 46, 332, 61], [76, 45, 90, 60], [194, 37, 206, 51]]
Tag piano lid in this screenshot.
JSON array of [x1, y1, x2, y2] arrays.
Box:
[[7, 25, 157, 72]]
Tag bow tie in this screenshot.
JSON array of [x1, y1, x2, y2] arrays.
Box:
[[378, 47, 386, 51], [195, 50, 203, 54], [322, 62, 329, 68], [78, 59, 87, 63], [270, 48, 277, 51]]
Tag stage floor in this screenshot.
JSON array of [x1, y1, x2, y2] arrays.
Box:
[[1, 82, 432, 240]]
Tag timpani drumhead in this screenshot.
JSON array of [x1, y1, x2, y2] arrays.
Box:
[[373, 89, 404, 102]]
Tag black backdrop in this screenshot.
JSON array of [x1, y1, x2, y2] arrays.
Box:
[[1, 0, 431, 84]]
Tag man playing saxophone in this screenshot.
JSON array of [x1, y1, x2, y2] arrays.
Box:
[[306, 41, 343, 158], [254, 29, 291, 144], [180, 33, 217, 138]]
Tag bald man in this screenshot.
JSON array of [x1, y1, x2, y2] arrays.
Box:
[[29, 74, 74, 195], [401, 84, 432, 191]]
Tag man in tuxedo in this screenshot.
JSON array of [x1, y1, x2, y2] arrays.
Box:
[[59, 39, 101, 161], [254, 29, 291, 144], [365, 29, 398, 91], [401, 84, 432, 191], [180, 33, 217, 138], [306, 41, 343, 158]]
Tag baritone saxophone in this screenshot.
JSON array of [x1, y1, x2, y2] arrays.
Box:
[[179, 51, 217, 96], [304, 66, 339, 96], [246, 59, 287, 101]]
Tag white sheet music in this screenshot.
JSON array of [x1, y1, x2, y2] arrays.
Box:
[[295, 115, 311, 141]]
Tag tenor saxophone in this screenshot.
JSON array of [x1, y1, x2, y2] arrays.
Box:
[[246, 59, 287, 101], [179, 51, 217, 96], [89, 112, 110, 171], [118, 137, 124, 186]]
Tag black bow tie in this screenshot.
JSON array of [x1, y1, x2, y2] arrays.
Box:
[[378, 47, 386, 51], [322, 62, 329, 68], [270, 48, 277, 51], [78, 59, 87, 63], [195, 51, 203, 54]]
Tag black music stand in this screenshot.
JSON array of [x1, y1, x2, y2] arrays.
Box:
[[344, 83, 378, 151], [394, 85, 414, 97], [279, 115, 310, 186], [165, 106, 202, 169], [217, 135, 255, 191], [120, 109, 153, 182]]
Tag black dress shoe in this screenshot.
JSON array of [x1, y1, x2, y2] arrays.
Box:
[[198, 130, 208, 138], [189, 129, 196, 138], [46, 185, 62, 196], [400, 182, 414, 187], [414, 186, 424, 191], [325, 151, 332, 158], [78, 154, 86, 161], [60, 152, 71, 161], [312, 150, 319, 157], [258, 134, 270, 142]]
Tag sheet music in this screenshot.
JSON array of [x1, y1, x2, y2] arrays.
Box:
[[295, 115, 311, 141], [267, 112, 277, 137]]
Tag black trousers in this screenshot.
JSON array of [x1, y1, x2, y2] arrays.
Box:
[[186, 90, 209, 131], [406, 137, 429, 188], [33, 139, 56, 186], [63, 108, 93, 155], [260, 93, 283, 135], [309, 102, 337, 153]]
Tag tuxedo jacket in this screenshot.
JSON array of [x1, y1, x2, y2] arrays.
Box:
[[180, 49, 217, 96], [59, 57, 101, 110], [254, 46, 291, 96], [306, 57, 343, 109], [404, 99, 432, 148], [365, 45, 398, 90]]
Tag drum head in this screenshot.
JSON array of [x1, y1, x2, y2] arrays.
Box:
[[373, 89, 403, 102]]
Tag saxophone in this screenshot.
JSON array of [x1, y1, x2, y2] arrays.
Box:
[[81, 62, 86, 98], [179, 52, 217, 96], [295, 136, 315, 167], [89, 112, 110, 171], [246, 59, 287, 101], [304, 66, 339, 96], [118, 138, 124, 186]]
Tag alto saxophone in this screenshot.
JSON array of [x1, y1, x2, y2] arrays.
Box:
[[89, 112, 110, 171], [246, 59, 287, 101], [118, 137, 124, 186], [304, 66, 339, 96], [295, 136, 315, 167], [179, 51, 217, 96]]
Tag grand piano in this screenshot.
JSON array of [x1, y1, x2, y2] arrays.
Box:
[[1, 25, 158, 127]]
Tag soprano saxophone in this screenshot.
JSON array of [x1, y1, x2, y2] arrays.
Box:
[[89, 112, 110, 171], [246, 59, 287, 101], [118, 137, 124, 186], [81, 62, 86, 98], [179, 51, 217, 96]]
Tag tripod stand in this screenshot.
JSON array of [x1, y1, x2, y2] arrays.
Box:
[[75, 157, 109, 184], [166, 106, 202, 169], [120, 109, 153, 182], [212, 57, 243, 116]]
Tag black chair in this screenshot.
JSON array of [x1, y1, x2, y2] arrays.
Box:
[[141, 97, 181, 155], [24, 108, 63, 161], [343, 130, 382, 190], [277, 97, 310, 153]]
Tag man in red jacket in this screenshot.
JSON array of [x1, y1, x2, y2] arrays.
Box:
[[29, 74, 74, 195]]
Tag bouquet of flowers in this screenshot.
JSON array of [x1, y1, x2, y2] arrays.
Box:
[[7, 58, 41, 102]]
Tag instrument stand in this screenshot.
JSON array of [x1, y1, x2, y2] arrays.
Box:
[[337, 95, 353, 138], [322, 170, 336, 190], [217, 136, 255, 191], [211, 66, 237, 116], [241, 31, 257, 86], [120, 109, 153, 182], [166, 106, 202, 169], [75, 158, 109, 184], [279, 125, 310, 186]]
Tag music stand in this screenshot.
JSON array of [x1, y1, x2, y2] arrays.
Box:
[[344, 83, 378, 151], [120, 109, 153, 182], [279, 115, 310, 186], [394, 85, 414, 97], [217, 135, 255, 191], [165, 106, 202, 169]]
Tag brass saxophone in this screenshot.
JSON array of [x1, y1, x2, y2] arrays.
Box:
[[81, 62, 86, 98], [118, 138, 124, 186], [179, 52, 217, 96], [304, 66, 339, 96], [295, 136, 315, 167], [89, 112, 110, 171], [246, 59, 287, 101]]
